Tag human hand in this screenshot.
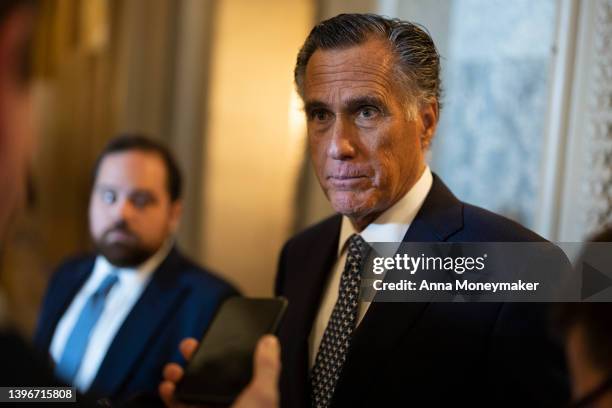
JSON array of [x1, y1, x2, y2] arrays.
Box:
[[159, 335, 280, 408]]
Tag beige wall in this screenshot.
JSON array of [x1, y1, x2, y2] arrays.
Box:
[[201, 0, 314, 295]]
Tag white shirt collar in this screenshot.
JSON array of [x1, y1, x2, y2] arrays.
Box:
[[338, 166, 433, 254]]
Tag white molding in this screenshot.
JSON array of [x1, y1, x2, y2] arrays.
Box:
[[557, 0, 612, 241], [535, 0, 580, 240]]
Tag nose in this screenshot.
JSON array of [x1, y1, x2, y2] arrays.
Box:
[[327, 115, 357, 160], [114, 197, 136, 222]]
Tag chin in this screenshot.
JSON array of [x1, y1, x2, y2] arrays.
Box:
[[330, 193, 374, 219], [97, 241, 155, 268]]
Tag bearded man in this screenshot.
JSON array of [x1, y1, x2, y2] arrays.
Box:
[[34, 134, 238, 404]]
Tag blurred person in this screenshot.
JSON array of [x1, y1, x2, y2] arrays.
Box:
[[33, 134, 238, 403], [559, 302, 612, 408], [273, 13, 569, 407], [0, 0, 35, 244], [0, 2, 280, 406], [557, 227, 612, 408], [0, 0, 94, 397]]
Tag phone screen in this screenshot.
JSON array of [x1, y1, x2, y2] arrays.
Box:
[[175, 296, 287, 404]]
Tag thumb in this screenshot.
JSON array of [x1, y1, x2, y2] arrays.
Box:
[[232, 335, 281, 408], [252, 335, 281, 389]]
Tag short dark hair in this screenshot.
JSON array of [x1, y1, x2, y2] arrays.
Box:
[[0, 0, 36, 85], [294, 13, 441, 114], [554, 227, 612, 372], [92, 134, 183, 202]]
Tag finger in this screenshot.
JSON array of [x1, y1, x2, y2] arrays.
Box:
[[232, 335, 281, 408], [251, 335, 281, 389], [163, 363, 184, 383], [159, 380, 176, 407], [179, 338, 199, 361]]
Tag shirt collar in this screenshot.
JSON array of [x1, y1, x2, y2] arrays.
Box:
[[337, 166, 433, 255]]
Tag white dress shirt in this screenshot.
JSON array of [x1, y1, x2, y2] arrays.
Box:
[[49, 241, 172, 392], [309, 166, 433, 367]]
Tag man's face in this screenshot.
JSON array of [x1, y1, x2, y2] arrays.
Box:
[[303, 39, 437, 230], [89, 151, 181, 267]]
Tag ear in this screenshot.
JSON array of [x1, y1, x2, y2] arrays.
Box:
[[168, 199, 183, 233], [419, 101, 439, 151]]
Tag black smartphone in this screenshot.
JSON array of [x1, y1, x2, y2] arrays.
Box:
[[175, 296, 288, 405]]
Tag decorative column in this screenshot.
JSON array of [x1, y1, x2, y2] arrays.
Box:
[[582, 0, 612, 235], [555, 0, 612, 241]]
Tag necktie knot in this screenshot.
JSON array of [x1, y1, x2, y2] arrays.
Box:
[[346, 233, 367, 260], [93, 273, 119, 299]]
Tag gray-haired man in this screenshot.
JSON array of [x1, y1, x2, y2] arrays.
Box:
[[276, 13, 569, 407]]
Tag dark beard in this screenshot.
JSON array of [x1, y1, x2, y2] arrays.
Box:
[[94, 223, 156, 268]]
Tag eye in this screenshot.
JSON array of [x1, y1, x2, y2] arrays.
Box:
[[309, 109, 332, 122], [130, 192, 155, 209], [101, 190, 116, 204], [357, 106, 380, 120]]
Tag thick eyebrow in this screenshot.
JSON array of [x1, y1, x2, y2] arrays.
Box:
[[304, 96, 388, 115], [344, 96, 387, 113], [303, 100, 329, 114]]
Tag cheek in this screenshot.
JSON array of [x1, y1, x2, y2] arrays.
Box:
[[377, 134, 420, 185], [308, 139, 328, 177], [89, 202, 108, 237], [4, 92, 33, 171], [367, 143, 399, 189], [136, 212, 170, 240], [0, 108, 30, 206]]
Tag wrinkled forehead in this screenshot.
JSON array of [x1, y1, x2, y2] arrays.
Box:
[[303, 39, 399, 104]]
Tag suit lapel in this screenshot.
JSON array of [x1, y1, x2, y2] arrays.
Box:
[[333, 174, 464, 401], [35, 260, 94, 351], [89, 249, 186, 396], [278, 216, 342, 408], [402, 174, 464, 243], [295, 218, 342, 337]]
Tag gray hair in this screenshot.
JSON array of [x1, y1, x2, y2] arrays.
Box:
[[294, 13, 442, 117]]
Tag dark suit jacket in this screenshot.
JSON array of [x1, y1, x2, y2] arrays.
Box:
[[0, 328, 112, 407], [276, 175, 569, 407], [34, 247, 238, 405]]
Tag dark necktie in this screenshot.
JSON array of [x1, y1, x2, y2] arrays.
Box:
[[311, 233, 367, 408], [55, 272, 119, 384]]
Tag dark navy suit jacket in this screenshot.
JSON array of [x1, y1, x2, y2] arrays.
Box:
[[276, 174, 569, 407], [34, 247, 238, 405]]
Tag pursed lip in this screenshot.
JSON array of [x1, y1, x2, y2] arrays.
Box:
[[327, 174, 368, 188], [328, 174, 366, 179], [105, 229, 137, 243]]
